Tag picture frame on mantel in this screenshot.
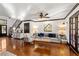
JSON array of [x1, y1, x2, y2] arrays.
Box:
[[44, 24, 52, 32]]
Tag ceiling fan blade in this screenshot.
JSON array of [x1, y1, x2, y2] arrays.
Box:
[[45, 13, 48, 16], [39, 12, 43, 18]]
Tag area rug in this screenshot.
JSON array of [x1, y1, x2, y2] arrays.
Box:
[[0, 51, 16, 56]]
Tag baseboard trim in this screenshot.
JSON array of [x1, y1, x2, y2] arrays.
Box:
[[33, 40, 62, 44]]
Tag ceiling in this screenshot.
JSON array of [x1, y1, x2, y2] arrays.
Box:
[[0, 3, 76, 21]]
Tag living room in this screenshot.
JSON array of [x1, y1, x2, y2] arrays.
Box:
[[0, 3, 79, 56]]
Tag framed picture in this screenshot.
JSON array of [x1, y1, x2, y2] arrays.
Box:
[[44, 24, 52, 32]]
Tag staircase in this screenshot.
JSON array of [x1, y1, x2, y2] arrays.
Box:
[[12, 19, 22, 30], [9, 19, 22, 37]]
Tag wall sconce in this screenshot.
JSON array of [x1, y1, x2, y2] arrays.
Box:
[[58, 22, 66, 35], [33, 25, 38, 33]]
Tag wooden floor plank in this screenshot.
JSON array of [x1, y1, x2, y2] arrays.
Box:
[[0, 37, 77, 56]]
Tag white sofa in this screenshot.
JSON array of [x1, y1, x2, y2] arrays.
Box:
[[32, 33, 61, 43]]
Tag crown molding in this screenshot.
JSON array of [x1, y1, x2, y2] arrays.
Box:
[[22, 18, 65, 22], [65, 3, 79, 19]]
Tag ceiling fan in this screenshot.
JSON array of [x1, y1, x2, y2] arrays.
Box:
[[39, 12, 50, 18]]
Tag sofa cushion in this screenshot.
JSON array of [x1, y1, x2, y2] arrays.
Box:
[[38, 33, 44, 37], [48, 33, 56, 38]]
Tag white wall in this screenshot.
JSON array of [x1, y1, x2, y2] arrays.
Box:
[[20, 20, 64, 38], [65, 5, 79, 43], [19, 20, 64, 42], [32, 20, 65, 34], [0, 16, 8, 20], [0, 16, 7, 25], [0, 20, 6, 25]]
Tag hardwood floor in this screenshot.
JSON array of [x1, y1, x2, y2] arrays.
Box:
[[0, 37, 77, 56]]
